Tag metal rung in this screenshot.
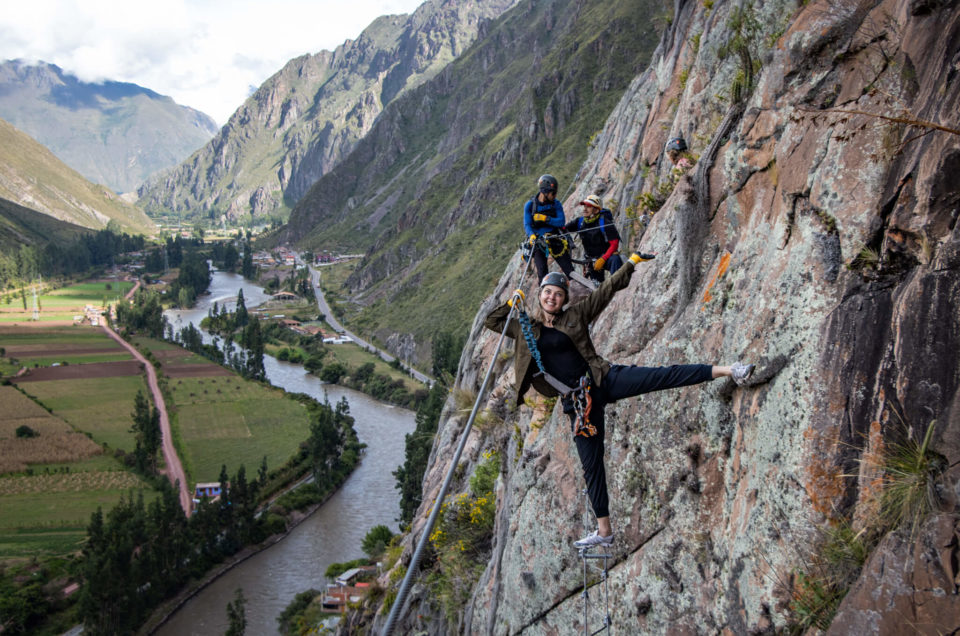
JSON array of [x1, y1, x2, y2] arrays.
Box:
[[580, 553, 613, 560]]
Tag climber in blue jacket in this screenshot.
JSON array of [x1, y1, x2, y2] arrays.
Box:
[[523, 174, 575, 283]]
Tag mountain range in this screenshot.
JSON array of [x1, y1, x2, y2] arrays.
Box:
[[136, 0, 520, 225], [0, 116, 155, 235], [0, 59, 218, 193], [275, 0, 661, 361]]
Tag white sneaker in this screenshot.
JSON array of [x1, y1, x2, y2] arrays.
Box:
[[731, 362, 755, 385], [574, 530, 614, 548]]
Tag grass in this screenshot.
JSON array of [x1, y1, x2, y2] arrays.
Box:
[[325, 342, 422, 392], [0, 281, 132, 323], [18, 376, 150, 451], [168, 376, 313, 484], [875, 421, 946, 538], [0, 478, 152, 557], [789, 420, 949, 631]]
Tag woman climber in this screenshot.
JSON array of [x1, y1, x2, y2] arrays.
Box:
[[483, 259, 754, 548]]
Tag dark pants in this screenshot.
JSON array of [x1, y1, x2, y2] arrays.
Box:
[[533, 243, 574, 283], [566, 363, 714, 518], [585, 253, 624, 283]]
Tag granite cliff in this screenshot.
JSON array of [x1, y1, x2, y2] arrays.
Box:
[[137, 0, 518, 224], [368, 0, 960, 633]]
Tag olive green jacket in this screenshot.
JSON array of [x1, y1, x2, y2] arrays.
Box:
[[484, 260, 636, 405]]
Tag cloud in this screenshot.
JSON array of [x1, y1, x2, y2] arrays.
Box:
[[0, 0, 425, 125]]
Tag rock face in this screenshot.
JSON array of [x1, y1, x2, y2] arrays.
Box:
[[137, 0, 518, 223], [383, 0, 960, 633], [0, 60, 217, 194]]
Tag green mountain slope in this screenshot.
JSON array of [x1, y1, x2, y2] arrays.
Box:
[[0, 117, 156, 235], [0, 196, 92, 256], [280, 0, 662, 362], [0, 60, 218, 193], [137, 0, 519, 226]]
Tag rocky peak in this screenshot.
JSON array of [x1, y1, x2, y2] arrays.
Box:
[[137, 0, 520, 223], [379, 0, 960, 632]]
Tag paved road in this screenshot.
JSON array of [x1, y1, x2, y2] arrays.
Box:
[[307, 264, 433, 385]]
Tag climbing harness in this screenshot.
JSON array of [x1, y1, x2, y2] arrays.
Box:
[[578, 488, 613, 635], [572, 375, 596, 438]]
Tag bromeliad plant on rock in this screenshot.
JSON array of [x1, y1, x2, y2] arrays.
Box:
[[788, 418, 952, 632]]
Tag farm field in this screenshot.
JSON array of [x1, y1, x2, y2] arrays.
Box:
[[17, 376, 149, 451], [0, 383, 151, 557], [2, 324, 132, 366], [324, 341, 423, 392], [0, 279, 133, 323], [167, 375, 312, 484]]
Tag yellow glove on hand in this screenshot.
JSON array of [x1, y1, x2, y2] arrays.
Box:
[[528, 234, 537, 245], [533, 214, 548, 222], [508, 288, 525, 307], [593, 257, 606, 272], [629, 252, 656, 265]]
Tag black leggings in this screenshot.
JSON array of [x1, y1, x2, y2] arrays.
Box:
[[533, 245, 574, 283], [567, 363, 714, 519]]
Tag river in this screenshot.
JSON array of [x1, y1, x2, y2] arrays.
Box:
[[158, 269, 415, 635]]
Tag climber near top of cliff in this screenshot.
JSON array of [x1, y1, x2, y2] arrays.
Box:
[[483, 263, 754, 548], [523, 174, 575, 283], [563, 194, 623, 284], [665, 136, 695, 171]]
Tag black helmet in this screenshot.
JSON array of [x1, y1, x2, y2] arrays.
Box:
[[540, 271, 569, 294], [666, 137, 687, 153], [538, 174, 559, 194]]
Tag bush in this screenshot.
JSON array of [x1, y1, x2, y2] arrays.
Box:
[[15, 425, 39, 439], [325, 558, 369, 579], [362, 525, 394, 558]]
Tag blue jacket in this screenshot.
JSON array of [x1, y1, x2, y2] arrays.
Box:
[[523, 196, 566, 238]]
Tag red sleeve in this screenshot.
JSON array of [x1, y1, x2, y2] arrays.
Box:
[[602, 239, 619, 261]]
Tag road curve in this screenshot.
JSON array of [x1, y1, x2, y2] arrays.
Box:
[[101, 322, 192, 515], [307, 264, 433, 385]]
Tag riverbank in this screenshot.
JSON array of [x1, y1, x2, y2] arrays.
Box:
[[141, 472, 354, 634]]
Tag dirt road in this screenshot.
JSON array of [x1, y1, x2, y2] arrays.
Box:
[[101, 322, 192, 515]]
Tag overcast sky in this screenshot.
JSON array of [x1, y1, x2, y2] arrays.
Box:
[[0, 0, 426, 126]]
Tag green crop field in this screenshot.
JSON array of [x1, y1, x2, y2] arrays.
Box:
[[0, 474, 153, 557], [168, 376, 312, 484], [0, 280, 132, 323], [0, 371, 155, 557], [19, 376, 149, 451], [326, 342, 422, 392]]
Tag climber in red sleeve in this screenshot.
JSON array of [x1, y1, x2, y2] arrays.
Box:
[[564, 194, 623, 284], [484, 263, 755, 549]]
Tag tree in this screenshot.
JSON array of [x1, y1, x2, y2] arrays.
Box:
[[394, 381, 447, 526], [225, 588, 247, 636], [234, 288, 249, 327], [362, 524, 394, 558], [320, 362, 347, 384], [241, 318, 265, 381], [241, 245, 256, 280], [130, 390, 161, 474]]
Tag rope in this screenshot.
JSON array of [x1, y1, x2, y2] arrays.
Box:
[[517, 310, 547, 375]]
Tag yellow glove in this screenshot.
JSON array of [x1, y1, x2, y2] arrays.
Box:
[[593, 257, 606, 272], [528, 234, 537, 245], [629, 252, 656, 265], [508, 288, 525, 307], [533, 214, 548, 222]]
